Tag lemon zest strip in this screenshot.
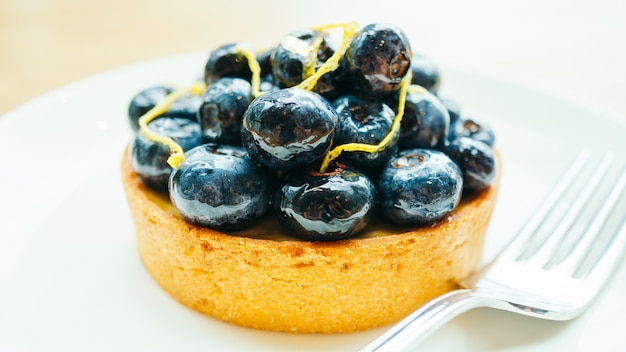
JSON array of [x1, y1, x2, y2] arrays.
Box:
[[318, 71, 413, 173], [303, 35, 324, 79], [138, 81, 206, 169], [234, 46, 263, 98], [311, 21, 360, 32], [408, 84, 427, 94], [294, 21, 359, 92]]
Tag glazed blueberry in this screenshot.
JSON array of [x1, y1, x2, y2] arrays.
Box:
[[313, 70, 348, 100], [332, 95, 398, 172], [342, 23, 412, 100], [198, 77, 253, 146], [256, 46, 275, 77], [410, 53, 441, 93], [310, 31, 349, 100], [169, 144, 272, 230], [377, 149, 463, 226], [129, 117, 202, 191], [448, 116, 495, 147], [128, 85, 202, 131], [444, 137, 496, 192], [387, 89, 450, 151], [271, 29, 334, 88], [241, 88, 336, 171], [260, 74, 280, 93], [274, 165, 376, 240], [204, 42, 255, 84], [439, 97, 461, 125]]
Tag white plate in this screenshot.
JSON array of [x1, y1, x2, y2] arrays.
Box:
[[0, 52, 625, 351]]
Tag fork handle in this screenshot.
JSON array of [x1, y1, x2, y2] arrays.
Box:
[[359, 289, 488, 351]]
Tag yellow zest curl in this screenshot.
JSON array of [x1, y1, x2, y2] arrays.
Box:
[[234, 46, 263, 98], [138, 81, 206, 169], [318, 71, 413, 173], [294, 21, 360, 91], [408, 84, 427, 94], [303, 35, 324, 79], [310, 20, 360, 33]]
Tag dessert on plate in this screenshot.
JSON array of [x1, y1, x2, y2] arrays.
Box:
[[121, 21, 500, 333]]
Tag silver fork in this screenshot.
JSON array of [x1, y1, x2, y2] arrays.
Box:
[[360, 150, 626, 352]]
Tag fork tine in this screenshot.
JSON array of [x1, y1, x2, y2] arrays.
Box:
[[526, 153, 615, 265], [581, 217, 626, 287], [570, 167, 626, 279], [503, 150, 590, 260]]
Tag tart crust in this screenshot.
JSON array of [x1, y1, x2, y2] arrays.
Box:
[[121, 149, 501, 333]]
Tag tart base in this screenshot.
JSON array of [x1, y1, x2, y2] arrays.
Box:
[[121, 149, 501, 333]]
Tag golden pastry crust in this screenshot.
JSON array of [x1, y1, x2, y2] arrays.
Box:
[[121, 149, 501, 333]]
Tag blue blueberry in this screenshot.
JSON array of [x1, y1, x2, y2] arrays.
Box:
[[129, 117, 202, 191], [444, 137, 496, 192], [342, 23, 412, 100], [127, 85, 202, 132], [260, 74, 280, 93], [448, 116, 495, 147], [198, 77, 253, 146], [274, 166, 377, 240], [332, 95, 398, 173], [439, 97, 461, 125], [256, 46, 275, 78], [271, 29, 345, 99], [387, 89, 450, 151], [313, 65, 349, 101], [241, 88, 336, 171], [169, 144, 272, 230], [204, 42, 255, 84], [271, 29, 334, 87], [410, 53, 440, 93], [377, 149, 463, 226]]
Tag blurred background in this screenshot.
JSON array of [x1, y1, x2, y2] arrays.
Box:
[[1, 0, 625, 119]]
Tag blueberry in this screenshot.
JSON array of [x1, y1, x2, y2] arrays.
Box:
[[274, 165, 376, 240], [312, 63, 349, 101], [444, 137, 496, 192], [198, 77, 253, 146], [448, 116, 495, 147], [377, 149, 463, 226], [129, 117, 202, 191], [387, 89, 450, 151], [410, 53, 440, 93], [204, 42, 255, 84], [332, 95, 398, 173], [169, 144, 272, 230], [270, 29, 346, 99], [342, 23, 412, 100], [256, 46, 275, 77], [128, 85, 202, 132], [439, 97, 461, 126], [260, 74, 280, 93], [241, 88, 336, 171], [271, 29, 334, 88]]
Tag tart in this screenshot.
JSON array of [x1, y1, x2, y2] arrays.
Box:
[[122, 21, 502, 333], [121, 148, 501, 333]]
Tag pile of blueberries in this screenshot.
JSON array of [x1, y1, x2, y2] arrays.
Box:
[[128, 23, 496, 241]]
